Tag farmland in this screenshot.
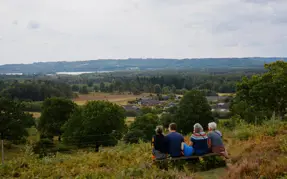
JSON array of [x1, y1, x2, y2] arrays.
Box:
[[73, 92, 147, 105]]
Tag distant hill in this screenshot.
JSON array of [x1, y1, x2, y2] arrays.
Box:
[[0, 57, 286, 74]]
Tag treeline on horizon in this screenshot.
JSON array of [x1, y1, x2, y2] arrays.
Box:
[[0, 68, 264, 102], [0, 57, 286, 74]]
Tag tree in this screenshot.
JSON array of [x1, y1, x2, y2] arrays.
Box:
[[234, 61, 287, 121], [87, 80, 94, 87], [100, 82, 105, 92], [38, 98, 76, 141], [124, 113, 159, 144], [63, 101, 126, 149], [94, 85, 99, 92], [162, 86, 170, 94], [160, 113, 174, 129], [0, 98, 34, 142], [71, 85, 80, 92], [154, 84, 162, 94], [175, 90, 214, 134], [79, 86, 89, 94]]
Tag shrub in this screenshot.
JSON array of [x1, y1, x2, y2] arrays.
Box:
[[32, 138, 55, 158], [22, 101, 42, 112], [63, 101, 126, 148], [124, 113, 159, 144]]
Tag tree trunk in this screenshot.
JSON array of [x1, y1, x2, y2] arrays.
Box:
[[1, 139, 4, 165], [95, 144, 99, 152]]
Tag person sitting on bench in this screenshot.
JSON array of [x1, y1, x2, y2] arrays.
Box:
[[207, 122, 229, 159], [181, 141, 194, 156], [151, 125, 167, 159], [190, 123, 210, 156], [165, 123, 184, 158]]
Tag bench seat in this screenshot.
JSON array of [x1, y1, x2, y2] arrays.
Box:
[[154, 153, 220, 161]]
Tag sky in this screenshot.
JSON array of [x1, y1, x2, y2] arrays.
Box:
[[0, 0, 287, 64]]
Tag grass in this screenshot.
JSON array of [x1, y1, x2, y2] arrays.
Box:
[[217, 93, 235, 97], [1, 119, 287, 178], [74, 92, 147, 105]]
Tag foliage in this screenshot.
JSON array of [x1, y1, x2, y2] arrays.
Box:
[[38, 98, 76, 140], [79, 85, 89, 94], [32, 138, 55, 158], [0, 98, 35, 141], [154, 84, 161, 94], [0, 142, 192, 178], [175, 90, 214, 134], [233, 61, 287, 122], [124, 113, 159, 143], [160, 113, 175, 129], [0, 80, 73, 101], [22, 101, 42, 112], [63, 101, 126, 148], [71, 84, 80, 92]]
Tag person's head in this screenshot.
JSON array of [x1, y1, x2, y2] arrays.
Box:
[[155, 125, 163, 135], [208, 122, 217, 131], [168, 123, 177, 132], [193, 123, 203, 133]]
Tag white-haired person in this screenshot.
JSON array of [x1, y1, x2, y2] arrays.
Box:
[[207, 122, 229, 159], [190, 123, 210, 156]]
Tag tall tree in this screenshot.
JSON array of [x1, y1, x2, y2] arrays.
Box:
[[235, 61, 287, 120], [175, 90, 214, 134], [0, 98, 34, 142], [38, 98, 76, 140]]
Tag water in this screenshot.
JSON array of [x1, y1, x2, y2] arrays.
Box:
[[55, 71, 111, 75]]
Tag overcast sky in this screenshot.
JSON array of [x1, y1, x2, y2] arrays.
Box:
[[0, 0, 287, 64]]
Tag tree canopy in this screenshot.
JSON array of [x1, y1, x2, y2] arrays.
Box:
[[38, 98, 77, 140], [0, 98, 34, 141], [232, 61, 287, 122], [175, 90, 214, 134], [62, 101, 126, 148]]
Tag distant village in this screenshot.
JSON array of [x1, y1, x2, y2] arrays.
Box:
[[122, 94, 231, 118]]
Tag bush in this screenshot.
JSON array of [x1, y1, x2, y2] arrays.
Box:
[[63, 101, 126, 148], [124, 129, 146, 144], [22, 101, 42, 112], [32, 138, 55, 158], [124, 113, 159, 144], [126, 110, 138, 117]]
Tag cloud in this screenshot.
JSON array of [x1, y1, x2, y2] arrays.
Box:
[[27, 21, 40, 29], [0, 0, 286, 64]]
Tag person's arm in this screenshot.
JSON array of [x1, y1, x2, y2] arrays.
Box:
[[207, 138, 211, 148]]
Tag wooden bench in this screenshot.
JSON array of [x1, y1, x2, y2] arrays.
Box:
[[153, 153, 220, 162]]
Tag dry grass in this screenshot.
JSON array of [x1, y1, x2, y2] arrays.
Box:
[[74, 92, 147, 105], [222, 122, 287, 179], [29, 112, 41, 118], [217, 93, 235, 97]]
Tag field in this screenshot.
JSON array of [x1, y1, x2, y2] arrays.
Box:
[[74, 92, 147, 105]]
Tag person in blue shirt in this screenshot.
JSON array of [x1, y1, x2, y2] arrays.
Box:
[[181, 142, 194, 156], [190, 123, 210, 156], [165, 123, 184, 158]]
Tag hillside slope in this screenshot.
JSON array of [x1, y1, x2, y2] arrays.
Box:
[[0, 120, 286, 178], [0, 57, 286, 74]]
